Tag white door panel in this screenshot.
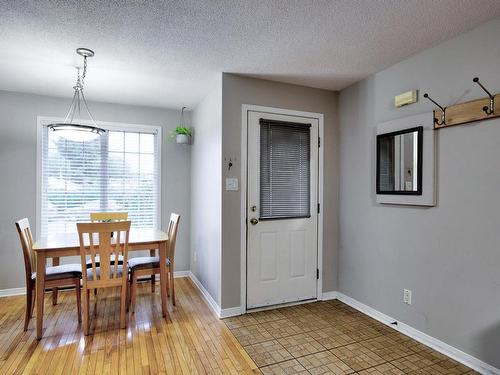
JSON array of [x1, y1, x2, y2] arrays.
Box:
[[247, 110, 318, 309]]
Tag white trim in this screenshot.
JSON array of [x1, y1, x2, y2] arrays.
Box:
[[36, 116, 162, 237], [220, 307, 242, 319], [0, 287, 27, 298], [336, 292, 500, 375], [320, 291, 338, 301], [188, 271, 222, 318], [240, 104, 325, 314], [247, 298, 316, 313], [173, 270, 190, 278]]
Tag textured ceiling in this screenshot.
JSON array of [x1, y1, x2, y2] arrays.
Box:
[[1, 0, 500, 109]]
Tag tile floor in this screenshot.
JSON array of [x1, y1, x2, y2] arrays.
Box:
[[224, 300, 478, 375]]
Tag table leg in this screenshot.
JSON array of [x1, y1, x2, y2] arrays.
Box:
[[158, 241, 167, 317], [36, 252, 46, 340], [52, 257, 59, 305]]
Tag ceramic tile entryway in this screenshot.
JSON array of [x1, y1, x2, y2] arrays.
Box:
[[224, 300, 478, 375]]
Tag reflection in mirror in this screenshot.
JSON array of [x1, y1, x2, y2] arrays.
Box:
[[377, 126, 423, 195]]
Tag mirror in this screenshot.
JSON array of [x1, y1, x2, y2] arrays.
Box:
[[377, 126, 423, 195]]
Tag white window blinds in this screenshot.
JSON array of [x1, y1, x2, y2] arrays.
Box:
[[40, 125, 160, 235], [259, 119, 311, 219]]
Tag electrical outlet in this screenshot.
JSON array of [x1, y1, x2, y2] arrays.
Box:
[[403, 289, 412, 305], [193, 251, 197, 263]]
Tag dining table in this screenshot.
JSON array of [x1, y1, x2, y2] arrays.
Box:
[[32, 228, 169, 340]]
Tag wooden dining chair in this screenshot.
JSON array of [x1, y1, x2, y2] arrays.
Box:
[[15, 218, 82, 331], [128, 213, 180, 313], [90, 212, 128, 223], [89, 212, 128, 266], [77, 221, 131, 335], [89, 212, 129, 295]]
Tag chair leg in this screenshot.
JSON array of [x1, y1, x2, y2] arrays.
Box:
[[149, 249, 156, 293], [24, 287, 32, 331], [52, 257, 59, 305], [75, 280, 82, 324], [170, 268, 175, 306], [120, 284, 127, 329], [127, 279, 130, 311], [94, 289, 97, 296], [130, 273, 137, 314], [52, 287, 58, 305], [166, 271, 170, 297], [151, 275, 155, 293], [82, 289, 90, 335], [30, 289, 36, 319]]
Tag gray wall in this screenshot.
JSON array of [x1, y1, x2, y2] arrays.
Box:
[[338, 17, 500, 368], [0, 90, 191, 290], [221, 74, 339, 309], [190, 80, 222, 306]]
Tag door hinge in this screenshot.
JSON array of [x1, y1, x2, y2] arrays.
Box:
[[317, 269, 320, 280], [317, 203, 320, 214], [318, 137, 321, 148]]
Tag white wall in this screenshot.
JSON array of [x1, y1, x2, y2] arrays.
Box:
[[190, 78, 223, 306], [338, 17, 500, 368], [0, 90, 191, 290]]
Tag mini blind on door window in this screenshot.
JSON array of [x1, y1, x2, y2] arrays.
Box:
[[40, 126, 159, 236], [259, 119, 311, 220]]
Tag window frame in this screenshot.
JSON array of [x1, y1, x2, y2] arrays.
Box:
[[36, 116, 162, 237]]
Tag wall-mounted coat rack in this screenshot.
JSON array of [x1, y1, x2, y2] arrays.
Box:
[[424, 77, 499, 129]]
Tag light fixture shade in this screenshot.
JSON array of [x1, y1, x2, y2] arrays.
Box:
[[48, 123, 106, 142], [48, 123, 106, 134]]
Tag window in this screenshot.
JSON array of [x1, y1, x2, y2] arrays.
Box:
[[39, 121, 160, 235], [259, 118, 311, 219]]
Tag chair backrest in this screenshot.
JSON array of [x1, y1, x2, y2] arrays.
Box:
[[15, 218, 35, 286], [77, 221, 131, 286], [90, 212, 128, 223], [166, 213, 180, 263]]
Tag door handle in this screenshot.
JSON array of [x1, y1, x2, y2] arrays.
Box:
[[250, 218, 259, 225]]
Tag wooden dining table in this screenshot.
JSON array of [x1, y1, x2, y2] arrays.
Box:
[[32, 228, 169, 340]]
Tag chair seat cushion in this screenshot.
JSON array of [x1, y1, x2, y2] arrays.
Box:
[[128, 256, 170, 271], [86, 254, 124, 268], [86, 265, 124, 280], [32, 264, 82, 281]]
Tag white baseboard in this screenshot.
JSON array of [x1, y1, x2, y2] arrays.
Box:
[[186, 271, 242, 319], [187, 271, 222, 317], [220, 306, 242, 318], [0, 287, 26, 298], [321, 291, 338, 301], [336, 292, 500, 375], [173, 270, 190, 278]]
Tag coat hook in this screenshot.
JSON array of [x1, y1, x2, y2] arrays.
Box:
[[473, 77, 494, 115], [423, 93, 446, 126]]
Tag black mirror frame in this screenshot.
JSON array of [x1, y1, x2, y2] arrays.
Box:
[[376, 126, 423, 195]]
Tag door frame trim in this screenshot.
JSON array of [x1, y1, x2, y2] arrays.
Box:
[[240, 104, 324, 313]]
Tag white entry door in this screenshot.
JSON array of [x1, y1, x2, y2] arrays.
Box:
[[247, 110, 319, 309]]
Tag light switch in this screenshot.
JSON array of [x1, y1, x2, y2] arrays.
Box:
[[225, 178, 239, 191]]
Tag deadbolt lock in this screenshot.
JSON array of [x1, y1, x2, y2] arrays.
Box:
[[251, 205, 257, 212]]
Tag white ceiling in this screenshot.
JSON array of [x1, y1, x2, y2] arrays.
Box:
[[1, 0, 500, 109]]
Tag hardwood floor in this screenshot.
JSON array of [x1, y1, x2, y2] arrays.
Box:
[[0, 277, 259, 374]]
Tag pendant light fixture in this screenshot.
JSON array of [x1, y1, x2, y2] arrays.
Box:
[[48, 48, 105, 141]]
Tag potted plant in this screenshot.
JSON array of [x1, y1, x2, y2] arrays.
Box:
[[168, 106, 192, 144], [169, 126, 192, 144]]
